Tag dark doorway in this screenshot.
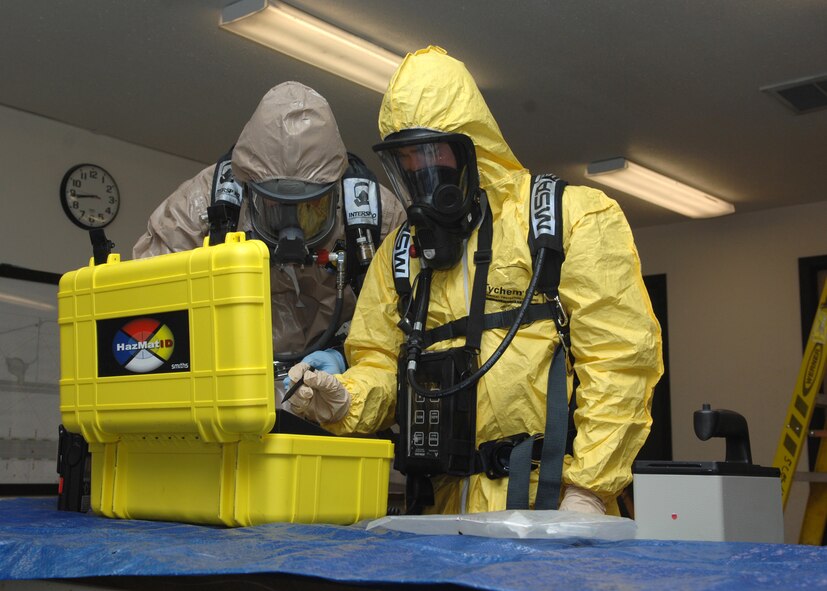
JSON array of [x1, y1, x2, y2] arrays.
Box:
[[637, 274, 672, 461], [798, 256, 827, 472]]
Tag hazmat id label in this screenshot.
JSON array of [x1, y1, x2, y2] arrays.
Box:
[[97, 311, 191, 376]]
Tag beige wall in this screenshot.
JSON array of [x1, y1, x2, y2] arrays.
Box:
[[0, 104, 205, 489], [634, 200, 827, 542], [0, 104, 204, 274]]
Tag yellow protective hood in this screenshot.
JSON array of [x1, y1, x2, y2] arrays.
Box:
[[378, 47, 524, 201]]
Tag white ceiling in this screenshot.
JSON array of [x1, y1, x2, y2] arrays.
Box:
[[3, 0, 827, 227]]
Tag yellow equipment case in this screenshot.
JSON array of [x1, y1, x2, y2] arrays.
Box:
[[58, 233, 392, 527]]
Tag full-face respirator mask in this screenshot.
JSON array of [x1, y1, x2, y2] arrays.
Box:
[[247, 178, 339, 267], [373, 130, 481, 270]]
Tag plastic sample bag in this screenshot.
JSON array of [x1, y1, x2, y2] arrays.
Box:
[[364, 509, 637, 540]]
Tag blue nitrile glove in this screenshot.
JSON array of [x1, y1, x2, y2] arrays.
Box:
[[282, 349, 346, 391]]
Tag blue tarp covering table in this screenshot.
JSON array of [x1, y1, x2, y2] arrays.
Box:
[[1, 497, 827, 590]]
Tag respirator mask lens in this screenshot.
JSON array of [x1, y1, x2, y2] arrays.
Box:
[[249, 181, 339, 256], [373, 135, 475, 219], [374, 132, 481, 270]]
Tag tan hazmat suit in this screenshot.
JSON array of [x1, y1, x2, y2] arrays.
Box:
[[327, 47, 663, 514], [133, 82, 406, 357]]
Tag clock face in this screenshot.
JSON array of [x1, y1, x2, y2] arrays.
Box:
[[60, 164, 120, 229]]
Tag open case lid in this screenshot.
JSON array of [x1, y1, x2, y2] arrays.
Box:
[[58, 233, 276, 444]]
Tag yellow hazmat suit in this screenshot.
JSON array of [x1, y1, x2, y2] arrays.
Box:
[[133, 82, 406, 357], [328, 47, 663, 514]]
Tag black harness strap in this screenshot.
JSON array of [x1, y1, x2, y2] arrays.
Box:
[[528, 174, 565, 297], [535, 344, 568, 508], [505, 175, 569, 511], [423, 301, 557, 349], [466, 210, 493, 351], [210, 147, 243, 208], [342, 152, 383, 294], [505, 433, 537, 510], [392, 223, 414, 330], [207, 146, 242, 246], [504, 345, 568, 510]]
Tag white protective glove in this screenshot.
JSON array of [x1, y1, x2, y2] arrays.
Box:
[[285, 362, 351, 424], [558, 485, 606, 515]]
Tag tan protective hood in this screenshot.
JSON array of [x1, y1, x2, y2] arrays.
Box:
[[232, 81, 347, 187], [378, 46, 524, 198]]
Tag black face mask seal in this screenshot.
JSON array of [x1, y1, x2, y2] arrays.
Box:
[[373, 131, 481, 270]]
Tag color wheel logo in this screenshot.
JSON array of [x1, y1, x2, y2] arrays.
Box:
[[112, 317, 175, 373]]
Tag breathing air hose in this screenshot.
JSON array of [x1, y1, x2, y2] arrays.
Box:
[[405, 248, 551, 399]]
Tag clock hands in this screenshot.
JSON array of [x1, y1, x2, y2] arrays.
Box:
[[70, 192, 101, 199]]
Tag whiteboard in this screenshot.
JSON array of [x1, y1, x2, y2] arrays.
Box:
[[0, 265, 61, 486]]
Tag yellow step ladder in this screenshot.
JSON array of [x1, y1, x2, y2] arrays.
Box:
[[799, 419, 827, 545], [772, 280, 827, 544]]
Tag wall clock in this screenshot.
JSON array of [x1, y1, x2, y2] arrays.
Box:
[[60, 164, 120, 229]]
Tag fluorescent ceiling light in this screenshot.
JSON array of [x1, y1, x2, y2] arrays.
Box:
[[0, 292, 55, 311], [586, 158, 735, 219], [220, 0, 402, 94]]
